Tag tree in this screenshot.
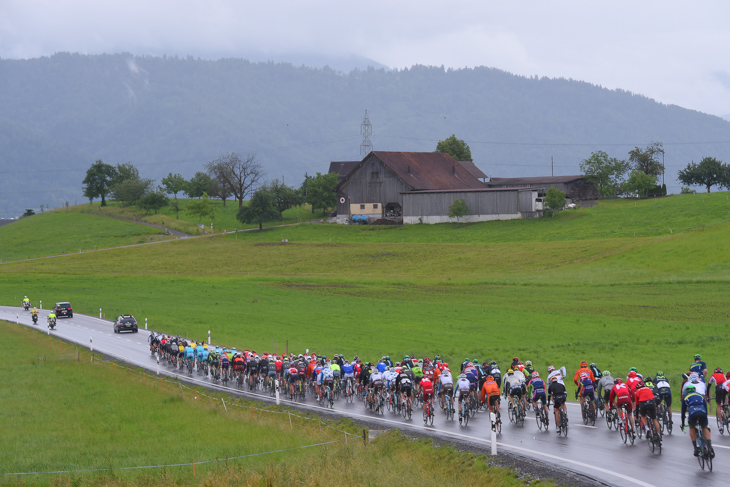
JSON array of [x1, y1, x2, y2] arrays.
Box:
[[302, 172, 338, 215], [628, 142, 664, 178], [435, 134, 472, 162], [624, 170, 657, 197], [207, 177, 232, 206], [448, 198, 469, 222], [579, 151, 628, 197], [205, 152, 262, 208], [236, 187, 279, 230], [677, 157, 728, 193], [267, 179, 302, 219], [110, 177, 152, 206], [545, 187, 566, 217], [112, 162, 140, 186], [161, 172, 187, 199], [169, 199, 182, 219], [138, 189, 169, 214], [82, 160, 118, 206], [21, 208, 35, 218], [186, 192, 215, 223], [187, 172, 213, 198]]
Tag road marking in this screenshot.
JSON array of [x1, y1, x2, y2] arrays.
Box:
[[574, 424, 598, 429]]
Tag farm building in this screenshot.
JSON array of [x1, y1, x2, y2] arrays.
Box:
[[485, 175, 598, 201], [332, 151, 542, 224]]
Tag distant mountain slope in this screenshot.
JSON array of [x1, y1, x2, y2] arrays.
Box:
[[1, 53, 729, 215]]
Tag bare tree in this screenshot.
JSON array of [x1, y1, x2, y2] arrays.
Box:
[[205, 152, 262, 208]]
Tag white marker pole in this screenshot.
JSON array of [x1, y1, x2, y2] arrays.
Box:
[[100, 308, 102, 319], [156, 354, 160, 376], [145, 318, 148, 330], [275, 379, 280, 405], [39, 300, 42, 310], [490, 412, 497, 455], [90, 336, 93, 352], [208, 330, 211, 345]]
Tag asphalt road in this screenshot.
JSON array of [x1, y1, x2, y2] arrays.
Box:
[[2, 306, 725, 486]]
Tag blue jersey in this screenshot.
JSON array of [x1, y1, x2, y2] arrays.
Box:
[[196, 345, 204, 357], [530, 378, 546, 395], [682, 392, 708, 419], [200, 349, 209, 362], [689, 361, 707, 379], [184, 346, 195, 359], [342, 363, 354, 374], [580, 376, 594, 393]]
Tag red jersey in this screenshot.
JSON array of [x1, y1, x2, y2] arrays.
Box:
[[609, 383, 631, 408], [275, 360, 283, 372], [710, 372, 726, 387], [626, 376, 642, 399], [634, 387, 655, 403], [421, 378, 434, 395]]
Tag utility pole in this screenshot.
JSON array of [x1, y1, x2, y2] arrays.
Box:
[[551, 156, 554, 177], [360, 110, 373, 157]]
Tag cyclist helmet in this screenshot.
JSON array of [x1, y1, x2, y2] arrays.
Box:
[[464, 358, 469, 362], [490, 361, 497, 367], [486, 375, 493, 381], [507, 368, 514, 375], [656, 371, 663, 377], [532, 371, 540, 378], [614, 378, 623, 384], [580, 360, 588, 368], [694, 354, 702, 360], [685, 384, 696, 393], [603, 370, 610, 377], [547, 365, 555, 373], [424, 356, 430, 362], [636, 381, 645, 389], [628, 367, 637, 373], [512, 357, 519, 362], [525, 360, 533, 367], [715, 367, 723, 374], [726, 372, 730, 380], [689, 372, 700, 382], [459, 373, 467, 379], [386, 355, 390, 360], [404, 355, 409, 360], [550, 376, 558, 382]]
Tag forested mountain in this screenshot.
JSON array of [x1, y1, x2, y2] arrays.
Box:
[[1, 52, 729, 215]]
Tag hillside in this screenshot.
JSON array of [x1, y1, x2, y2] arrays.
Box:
[[2, 53, 730, 216]]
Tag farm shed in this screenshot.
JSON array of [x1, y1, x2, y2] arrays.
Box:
[[402, 188, 541, 224], [333, 151, 486, 223], [485, 176, 598, 201]]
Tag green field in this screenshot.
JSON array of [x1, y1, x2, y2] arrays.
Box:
[[0, 321, 551, 487], [2, 193, 730, 398]]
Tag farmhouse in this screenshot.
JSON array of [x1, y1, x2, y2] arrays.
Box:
[[332, 151, 542, 224]]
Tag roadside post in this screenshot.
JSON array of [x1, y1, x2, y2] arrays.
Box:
[[275, 379, 280, 405], [39, 300, 42, 310], [100, 308, 102, 319], [208, 330, 211, 346], [145, 318, 148, 330], [156, 354, 160, 375], [90, 336, 93, 352], [490, 412, 497, 455]]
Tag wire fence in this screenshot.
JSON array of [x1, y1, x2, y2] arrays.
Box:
[[5, 325, 363, 478]]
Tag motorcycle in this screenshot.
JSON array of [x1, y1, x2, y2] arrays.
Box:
[[23, 302, 30, 311], [32, 313, 38, 325], [47, 317, 56, 330]]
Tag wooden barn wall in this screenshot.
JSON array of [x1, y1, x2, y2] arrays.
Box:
[[403, 191, 519, 217], [337, 157, 410, 215]]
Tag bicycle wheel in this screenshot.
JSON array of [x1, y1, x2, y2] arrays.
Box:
[[606, 411, 614, 430], [705, 443, 713, 471], [536, 410, 544, 430], [590, 404, 596, 426], [619, 420, 628, 444], [560, 412, 568, 437], [496, 413, 503, 434], [628, 423, 635, 445], [582, 404, 589, 425], [463, 406, 469, 426], [428, 405, 434, 426], [647, 430, 655, 453], [697, 437, 705, 470]]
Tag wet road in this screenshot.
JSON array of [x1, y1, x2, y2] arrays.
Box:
[[2, 306, 725, 486]]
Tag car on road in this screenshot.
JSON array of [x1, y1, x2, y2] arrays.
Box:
[[54, 302, 73, 318], [113, 314, 138, 333]]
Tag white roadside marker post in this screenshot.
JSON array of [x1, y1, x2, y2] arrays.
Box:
[[490, 412, 497, 455], [275, 379, 280, 405]]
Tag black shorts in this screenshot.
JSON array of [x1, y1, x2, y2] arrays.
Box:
[[688, 413, 708, 428], [581, 390, 595, 401], [715, 387, 727, 405], [489, 395, 500, 408], [657, 388, 672, 407], [510, 388, 523, 399], [553, 394, 566, 410], [401, 386, 412, 397], [638, 401, 656, 420]]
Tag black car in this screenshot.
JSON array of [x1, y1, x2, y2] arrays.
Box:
[[54, 302, 73, 318], [114, 315, 138, 333]]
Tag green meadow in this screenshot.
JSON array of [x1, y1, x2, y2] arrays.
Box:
[[2, 192, 730, 397], [0, 321, 552, 487]]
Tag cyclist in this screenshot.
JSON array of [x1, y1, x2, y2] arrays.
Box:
[[578, 372, 597, 418], [709, 367, 727, 424], [481, 375, 501, 415], [589, 363, 602, 389], [689, 354, 708, 381], [573, 361, 595, 401], [368, 366, 384, 410], [528, 371, 549, 424], [609, 378, 635, 438], [635, 381, 662, 442], [464, 361, 479, 401], [682, 372, 706, 398], [320, 363, 335, 402], [233, 353, 246, 381], [184, 342, 195, 371], [396, 365, 414, 412], [510, 357, 520, 370], [681, 384, 714, 458], [653, 371, 673, 423], [421, 374, 435, 421], [287, 361, 300, 396], [219, 349, 230, 381], [455, 373, 471, 423], [504, 369, 526, 416], [488, 361, 502, 391], [547, 365, 567, 384], [342, 360, 355, 395], [547, 376, 567, 432], [438, 368, 454, 411], [597, 370, 615, 406]]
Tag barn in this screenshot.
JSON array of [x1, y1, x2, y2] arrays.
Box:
[[485, 175, 598, 201], [332, 151, 542, 224]]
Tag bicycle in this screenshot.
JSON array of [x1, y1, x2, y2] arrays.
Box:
[[646, 416, 662, 454], [605, 407, 618, 430], [596, 392, 605, 418], [345, 378, 355, 403], [402, 395, 413, 420], [325, 384, 334, 409], [460, 394, 470, 426], [535, 399, 549, 431], [617, 405, 635, 445], [424, 398, 434, 425], [657, 400, 673, 435], [509, 397, 525, 426], [693, 422, 713, 471], [492, 406, 503, 434], [581, 399, 596, 426], [557, 406, 569, 437], [376, 390, 385, 415], [716, 403, 729, 435], [444, 394, 455, 421]]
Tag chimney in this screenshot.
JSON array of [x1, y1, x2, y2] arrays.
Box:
[[407, 165, 411, 175]]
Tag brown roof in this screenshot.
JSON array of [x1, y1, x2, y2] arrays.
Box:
[[328, 161, 359, 181], [486, 175, 586, 186], [457, 160, 488, 180], [355, 151, 487, 191]]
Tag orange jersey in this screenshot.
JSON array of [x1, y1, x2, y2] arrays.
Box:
[[481, 380, 500, 403], [574, 367, 595, 385], [432, 367, 442, 384]]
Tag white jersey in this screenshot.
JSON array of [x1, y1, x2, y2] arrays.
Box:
[[385, 371, 398, 383], [455, 378, 471, 392], [370, 371, 383, 384], [547, 366, 567, 385], [514, 370, 526, 383], [440, 373, 453, 387], [505, 374, 525, 391], [683, 381, 706, 397], [655, 378, 671, 390]]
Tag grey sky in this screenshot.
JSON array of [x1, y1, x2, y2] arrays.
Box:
[[3, 0, 730, 118]]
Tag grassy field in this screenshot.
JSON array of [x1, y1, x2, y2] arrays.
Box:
[[0, 211, 169, 262], [1, 193, 729, 398], [74, 198, 325, 236], [0, 320, 552, 487]]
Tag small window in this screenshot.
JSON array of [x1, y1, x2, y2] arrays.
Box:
[[370, 171, 379, 180], [373, 204, 379, 209], [360, 204, 365, 210]]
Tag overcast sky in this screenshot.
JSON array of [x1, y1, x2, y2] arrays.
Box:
[[3, 1, 730, 119]]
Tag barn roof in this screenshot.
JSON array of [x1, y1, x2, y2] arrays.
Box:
[[328, 161, 359, 182], [336, 151, 486, 192], [457, 160, 488, 180], [486, 175, 586, 186]]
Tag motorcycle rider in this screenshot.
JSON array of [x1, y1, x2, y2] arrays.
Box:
[[47, 310, 57, 327], [31, 307, 39, 323], [22, 296, 30, 309]]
